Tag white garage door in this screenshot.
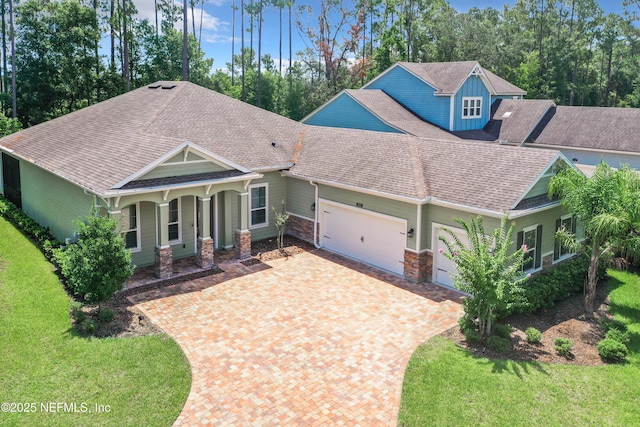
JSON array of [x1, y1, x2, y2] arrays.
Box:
[[434, 225, 468, 288], [319, 200, 407, 275]]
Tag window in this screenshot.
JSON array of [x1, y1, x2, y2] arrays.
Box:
[[518, 224, 542, 272], [462, 97, 482, 119], [555, 215, 576, 260], [121, 204, 140, 251], [168, 198, 181, 242], [249, 184, 268, 228]]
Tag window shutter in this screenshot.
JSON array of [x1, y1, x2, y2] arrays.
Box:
[[554, 219, 561, 260], [535, 225, 543, 269], [517, 231, 523, 250]]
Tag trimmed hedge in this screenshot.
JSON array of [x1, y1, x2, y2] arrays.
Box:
[[0, 195, 61, 263], [503, 254, 606, 317]]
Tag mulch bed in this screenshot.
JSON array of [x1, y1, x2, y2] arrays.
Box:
[[442, 282, 612, 365]]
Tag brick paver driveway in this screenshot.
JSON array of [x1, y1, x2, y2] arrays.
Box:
[[130, 250, 463, 426]]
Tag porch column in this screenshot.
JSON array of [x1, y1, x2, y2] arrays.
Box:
[[155, 202, 173, 279], [235, 191, 251, 260], [196, 197, 215, 269], [108, 209, 122, 230]]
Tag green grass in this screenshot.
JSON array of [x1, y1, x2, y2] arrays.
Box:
[[0, 217, 191, 426], [398, 269, 640, 427]]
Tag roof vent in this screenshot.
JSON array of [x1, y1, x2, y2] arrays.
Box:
[[148, 84, 161, 89], [502, 111, 512, 119], [161, 85, 176, 90]]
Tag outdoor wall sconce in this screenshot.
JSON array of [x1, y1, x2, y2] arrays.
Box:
[[310, 202, 316, 211], [407, 228, 415, 238]]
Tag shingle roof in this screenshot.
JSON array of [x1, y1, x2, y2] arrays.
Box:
[[531, 106, 640, 153], [343, 90, 460, 140], [0, 82, 304, 194], [397, 61, 526, 96], [464, 99, 556, 143], [0, 81, 561, 213], [289, 126, 560, 212]]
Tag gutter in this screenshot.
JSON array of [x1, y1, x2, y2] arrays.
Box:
[[309, 180, 321, 249]]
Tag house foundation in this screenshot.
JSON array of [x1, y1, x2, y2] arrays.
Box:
[[155, 246, 173, 279], [235, 229, 252, 260], [403, 250, 432, 283], [285, 214, 315, 243]]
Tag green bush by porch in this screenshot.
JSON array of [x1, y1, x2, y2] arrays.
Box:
[[0, 217, 191, 426], [398, 269, 640, 426]]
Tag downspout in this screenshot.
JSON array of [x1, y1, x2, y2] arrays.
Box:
[[416, 203, 422, 252], [309, 180, 321, 249]]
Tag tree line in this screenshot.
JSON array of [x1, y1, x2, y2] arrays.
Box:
[[0, 0, 639, 129]]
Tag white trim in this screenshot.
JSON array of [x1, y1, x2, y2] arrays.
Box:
[[521, 224, 539, 273], [213, 194, 219, 249], [415, 204, 422, 252], [449, 95, 455, 131], [168, 197, 182, 244], [431, 222, 467, 285], [524, 142, 640, 157], [193, 197, 198, 254], [248, 183, 269, 229], [121, 202, 142, 252], [113, 141, 252, 188], [554, 214, 576, 261], [286, 211, 314, 221], [462, 96, 483, 119]]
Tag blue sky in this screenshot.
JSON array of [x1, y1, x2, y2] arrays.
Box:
[[130, 0, 630, 72]]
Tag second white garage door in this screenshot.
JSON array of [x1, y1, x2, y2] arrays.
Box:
[[433, 225, 468, 288], [319, 200, 407, 275]]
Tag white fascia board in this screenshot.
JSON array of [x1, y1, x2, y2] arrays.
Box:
[[113, 141, 251, 189], [103, 172, 263, 197], [527, 142, 640, 158], [428, 198, 504, 219], [283, 172, 428, 205], [509, 152, 577, 209]]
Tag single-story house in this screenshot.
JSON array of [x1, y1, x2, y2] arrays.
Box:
[[303, 61, 640, 175], [0, 80, 579, 287]]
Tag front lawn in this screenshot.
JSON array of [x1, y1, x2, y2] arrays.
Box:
[[398, 269, 640, 426], [0, 217, 191, 426]]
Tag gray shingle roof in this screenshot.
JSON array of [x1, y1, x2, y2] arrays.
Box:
[[465, 99, 556, 143], [0, 82, 305, 194], [0, 81, 560, 213], [397, 61, 526, 96], [289, 126, 560, 212], [531, 106, 640, 153], [344, 90, 460, 140]]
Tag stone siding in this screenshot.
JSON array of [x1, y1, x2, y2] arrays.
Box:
[[196, 237, 215, 269], [286, 215, 315, 243], [403, 250, 432, 283], [235, 229, 252, 260], [155, 246, 173, 279]]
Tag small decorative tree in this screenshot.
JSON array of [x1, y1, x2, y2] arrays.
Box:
[[272, 200, 290, 250], [439, 214, 529, 337], [56, 203, 134, 307]]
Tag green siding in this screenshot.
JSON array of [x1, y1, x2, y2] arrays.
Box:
[[426, 204, 568, 260], [286, 177, 315, 220], [420, 204, 429, 251], [20, 162, 94, 241], [426, 205, 502, 251], [130, 201, 157, 267], [140, 161, 229, 180], [318, 185, 417, 250], [523, 174, 552, 199], [249, 172, 287, 241], [452, 76, 491, 131], [170, 196, 196, 260]]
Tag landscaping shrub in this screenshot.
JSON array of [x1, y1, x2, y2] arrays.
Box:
[[601, 318, 628, 333], [605, 328, 630, 345], [458, 316, 476, 333], [487, 335, 511, 353], [464, 328, 483, 343], [493, 324, 513, 339], [0, 195, 61, 264], [505, 255, 602, 317], [80, 318, 97, 334], [98, 307, 115, 323], [555, 338, 574, 357], [597, 338, 628, 362], [70, 301, 85, 323], [525, 327, 543, 344]]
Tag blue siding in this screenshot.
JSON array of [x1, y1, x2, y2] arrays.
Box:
[[366, 66, 450, 129], [304, 93, 402, 133], [453, 76, 491, 131]]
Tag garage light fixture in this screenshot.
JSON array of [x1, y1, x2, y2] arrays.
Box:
[[407, 228, 414, 238]]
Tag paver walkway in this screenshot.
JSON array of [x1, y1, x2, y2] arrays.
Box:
[[129, 250, 463, 426]]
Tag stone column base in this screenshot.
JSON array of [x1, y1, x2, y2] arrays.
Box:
[[404, 250, 432, 283], [235, 229, 252, 260], [196, 237, 215, 269], [155, 246, 173, 279]]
